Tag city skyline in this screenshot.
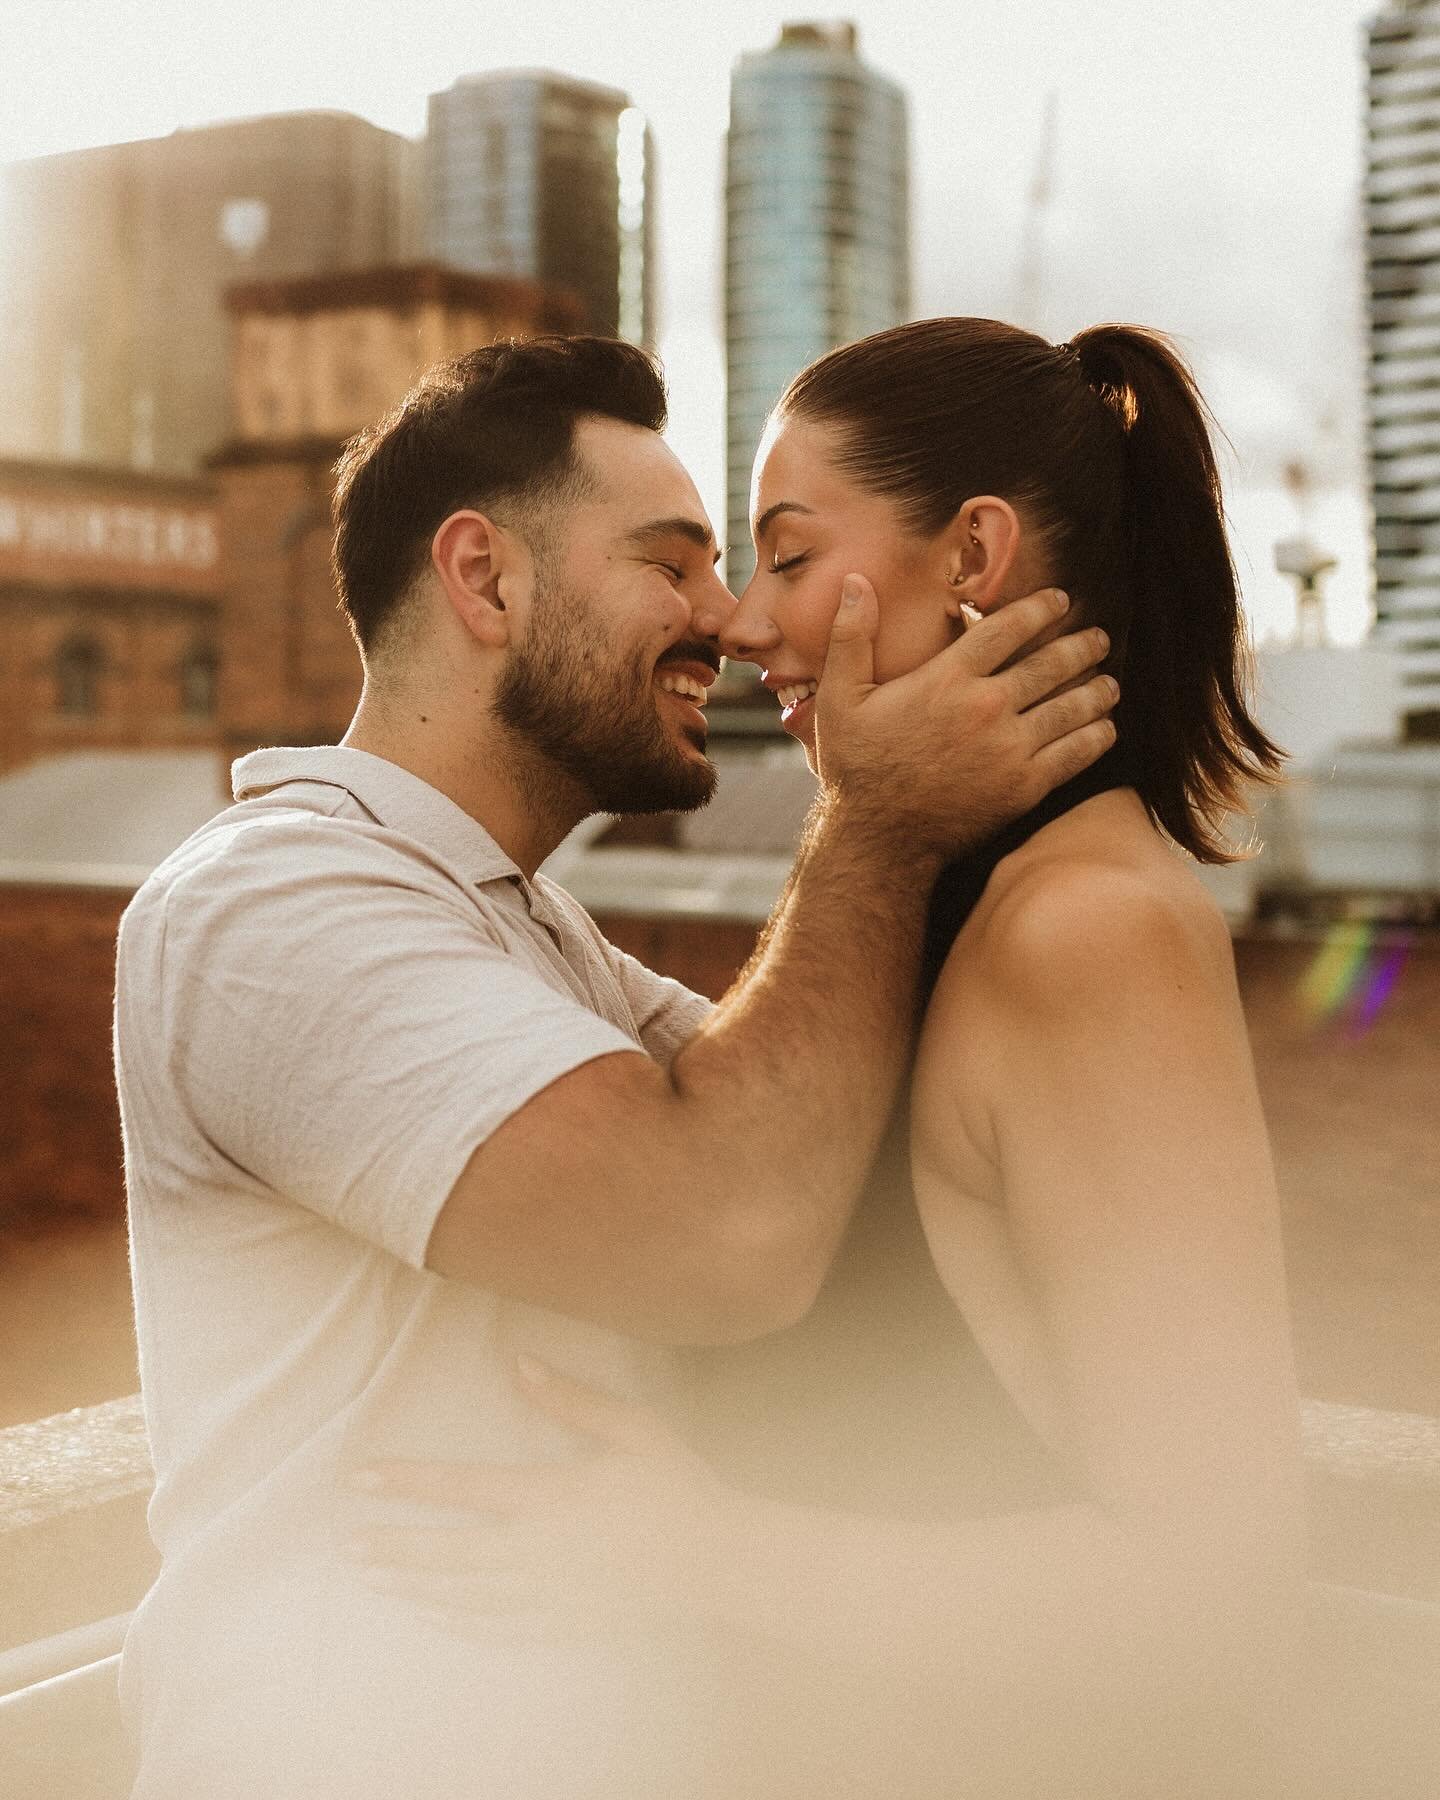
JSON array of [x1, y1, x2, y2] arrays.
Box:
[[0, 0, 1379, 638]]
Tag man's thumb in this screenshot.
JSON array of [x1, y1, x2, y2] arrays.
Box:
[[822, 574, 878, 694]]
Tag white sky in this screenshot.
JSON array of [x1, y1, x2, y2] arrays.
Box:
[[0, 0, 1380, 641]]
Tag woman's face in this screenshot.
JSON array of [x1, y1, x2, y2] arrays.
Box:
[[720, 415, 958, 759]]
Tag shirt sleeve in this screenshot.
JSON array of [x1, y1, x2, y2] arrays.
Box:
[[533, 875, 716, 1063], [151, 813, 642, 1269], [605, 942, 715, 1063]]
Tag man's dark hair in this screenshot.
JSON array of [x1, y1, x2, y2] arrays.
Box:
[[331, 335, 668, 654]]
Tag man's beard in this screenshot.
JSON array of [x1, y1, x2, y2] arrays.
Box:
[[493, 570, 718, 817]]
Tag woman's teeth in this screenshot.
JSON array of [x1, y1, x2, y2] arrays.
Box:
[[776, 681, 818, 710], [655, 672, 708, 706]]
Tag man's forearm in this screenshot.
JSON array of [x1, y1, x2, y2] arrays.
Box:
[[668, 793, 940, 1303]]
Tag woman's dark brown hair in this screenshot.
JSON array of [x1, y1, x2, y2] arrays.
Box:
[[779, 317, 1283, 862]]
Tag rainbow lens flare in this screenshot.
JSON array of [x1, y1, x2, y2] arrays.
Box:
[[1297, 922, 1413, 1038]]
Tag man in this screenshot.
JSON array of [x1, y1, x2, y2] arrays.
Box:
[[113, 335, 1115, 1796]]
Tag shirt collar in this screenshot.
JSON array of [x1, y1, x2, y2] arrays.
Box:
[[230, 745, 521, 887]]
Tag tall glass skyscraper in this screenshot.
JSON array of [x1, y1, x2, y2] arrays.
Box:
[[724, 23, 910, 596], [426, 72, 656, 347], [1367, 0, 1440, 738]]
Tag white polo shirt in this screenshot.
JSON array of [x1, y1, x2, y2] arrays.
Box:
[[114, 745, 716, 1798]]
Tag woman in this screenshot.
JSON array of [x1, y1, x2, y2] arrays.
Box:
[[353, 320, 1307, 1795]]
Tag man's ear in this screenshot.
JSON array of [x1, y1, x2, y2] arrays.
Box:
[[430, 510, 513, 649], [940, 495, 1022, 620]]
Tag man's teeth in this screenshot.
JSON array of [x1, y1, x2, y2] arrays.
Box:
[[656, 671, 709, 707], [776, 681, 818, 710]]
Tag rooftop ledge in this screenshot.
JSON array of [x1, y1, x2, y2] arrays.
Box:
[[0, 1395, 1437, 1794], [3, 1389, 1436, 1522], [0, 1392, 1437, 1647]]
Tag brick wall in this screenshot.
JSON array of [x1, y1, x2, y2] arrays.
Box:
[[0, 885, 128, 1232], [214, 453, 362, 757]]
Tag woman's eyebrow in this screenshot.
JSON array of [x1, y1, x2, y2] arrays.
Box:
[[623, 517, 723, 564], [754, 501, 815, 541]]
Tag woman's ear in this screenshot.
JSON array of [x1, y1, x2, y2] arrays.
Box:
[[941, 495, 1022, 620], [431, 510, 513, 649]]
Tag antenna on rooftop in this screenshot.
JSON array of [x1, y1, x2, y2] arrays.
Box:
[[1014, 92, 1058, 334]]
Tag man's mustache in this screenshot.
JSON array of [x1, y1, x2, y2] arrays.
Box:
[[656, 640, 723, 677]]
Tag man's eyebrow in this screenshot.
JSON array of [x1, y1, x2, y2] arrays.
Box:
[[623, 516, 723, 563], [754, 501, 815, 541]]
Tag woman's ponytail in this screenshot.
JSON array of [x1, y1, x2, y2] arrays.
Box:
[[780, 315, 1283, 862], [1069, 325, 1283, 861]]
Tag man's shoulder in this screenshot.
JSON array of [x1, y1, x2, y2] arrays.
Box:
[[120, 792, 476, 954]]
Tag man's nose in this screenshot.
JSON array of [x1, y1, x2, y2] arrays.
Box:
[[688, 566, 740, 645]]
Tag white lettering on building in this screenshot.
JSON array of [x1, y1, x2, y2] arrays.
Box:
[[0, 491, 219, 574]]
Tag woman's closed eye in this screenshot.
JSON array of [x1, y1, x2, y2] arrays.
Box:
[[769, 551, 810, 575]]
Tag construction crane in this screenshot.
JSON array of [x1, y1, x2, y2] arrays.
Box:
[[1014, 92, 1059, 335]]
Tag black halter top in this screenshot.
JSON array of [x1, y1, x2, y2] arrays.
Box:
[[686, 746, 1137, 1521]]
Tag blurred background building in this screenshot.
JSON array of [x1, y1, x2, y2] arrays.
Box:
[[723, 22, 910, 599], [0, 461, 219, 776], [426, 71, 656, 347], [1366, 0, 1440, 742], [0, 112, 420, 478]]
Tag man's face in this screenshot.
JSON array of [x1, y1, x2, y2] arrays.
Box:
[[494, 418, 736, 816]]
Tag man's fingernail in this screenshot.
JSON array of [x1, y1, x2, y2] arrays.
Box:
[[1052, 589, 1069, 611], [1094, 629, 1110, 653], [1105, 676, 1121, 701], [841, 576, 863, 605]]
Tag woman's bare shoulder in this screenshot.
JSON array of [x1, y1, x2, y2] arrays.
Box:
[[933, 812, 1237, 1035]]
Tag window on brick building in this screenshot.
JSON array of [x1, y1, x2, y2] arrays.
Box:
[[55, 636, 104, 717], [179, 641, 219, 719]]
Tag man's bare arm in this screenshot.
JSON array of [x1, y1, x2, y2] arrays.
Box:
[[426, 583, 1116, 1342]]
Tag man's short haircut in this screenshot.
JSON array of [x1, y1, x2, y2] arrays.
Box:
[[331, 335, 669, 655]]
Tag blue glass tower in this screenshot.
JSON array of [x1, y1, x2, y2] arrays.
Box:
[[724, 23, 911, 596]]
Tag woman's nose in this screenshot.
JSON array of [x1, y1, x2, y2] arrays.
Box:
[[718, 579, 780, 664]]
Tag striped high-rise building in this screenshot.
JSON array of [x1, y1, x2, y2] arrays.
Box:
[[426, 72, 656, 348], [1367, 0, 1440, 738], [724, 23, 910, 598]]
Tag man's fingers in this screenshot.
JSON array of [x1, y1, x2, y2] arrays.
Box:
[[515, 1354, 669, 1455], [1028, 716, 1118, 793], [817, 574, 879, 699], [1023, 674, 1120, 754], [1004, 627, 1113, 713], [351, 1458, 549, 1515], [951, 587, 1071, 676]]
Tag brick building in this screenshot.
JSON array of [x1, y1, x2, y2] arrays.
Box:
[[0, 460, 221, 773], [0, 265, 581, 774]]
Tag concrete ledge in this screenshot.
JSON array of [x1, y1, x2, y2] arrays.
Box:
[[0, 1397, 156, 1654], [0, 1611, 130, 1699], [0, 1395, 151, 1531], [1301, 1399, 1440, 1486], [0, 1392, 1437, 1650], [1302, 1401, 1440, 1600]]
